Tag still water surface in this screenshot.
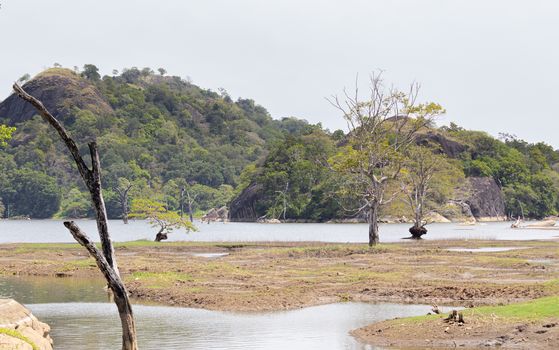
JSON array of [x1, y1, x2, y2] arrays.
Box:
[[1, 220, 558, 243], [0, 276, 434, 350]]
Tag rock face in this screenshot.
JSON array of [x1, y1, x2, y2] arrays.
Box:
[[229, 183, 265, 222], [464, 177, 506, 221], [415, 131, 467, 158], [202, 206, 229, 222], [0, 299, 53, 350], [0, 68, 113, 125]]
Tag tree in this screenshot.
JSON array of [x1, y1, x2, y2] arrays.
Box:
[[328, 73, 443, 246], [17, 74, 31, 85], [81, 64, 101, 81], [0, 125, 15, 147], [13, 83, 138, 350], [0, 169, 61, 219], [58, 188, 92, 218], [113, 178, 133, 224], [130, 198, 195, 241], [400, 145, 459, 238], [157, 68, 167, 76]]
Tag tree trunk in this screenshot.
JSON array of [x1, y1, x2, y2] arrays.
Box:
[[13, 84, 138, 350], [64, 221, 138, 350], [368, 204, 380, 246], [155, 228, 168, 242], [409, 224, 427, 239]]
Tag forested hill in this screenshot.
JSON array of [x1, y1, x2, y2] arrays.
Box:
[[1, 66, 558, 222], [0, 66, 313, 218]]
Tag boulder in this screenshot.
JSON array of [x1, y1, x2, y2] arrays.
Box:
[[0, 68, 113, 127], [0, 299, 53, 350], [228, 183, 265, 222], [464, 177, 506, 221], [424, 211, 451, 223]]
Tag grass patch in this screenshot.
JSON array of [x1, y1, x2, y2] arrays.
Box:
[[398, 296, 559, 325], [470, 296, 559, 320], [128, 271, 195, 288], [0, 328, 39, 350]]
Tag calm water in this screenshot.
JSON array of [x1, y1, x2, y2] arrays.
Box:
[[0, 276, 435, 350], [1, 220, 559, 243]]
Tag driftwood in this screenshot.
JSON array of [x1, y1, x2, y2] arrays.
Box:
[[13, 83, 138, 350]]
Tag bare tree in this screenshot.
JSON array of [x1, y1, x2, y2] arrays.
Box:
[[274, 181, 289, 220], [13, 83, 138, 350], [401, 145, 444, 239], [328, 73, 443, 246], [184, 187, 197, 223], [114, 178, 133, 224]]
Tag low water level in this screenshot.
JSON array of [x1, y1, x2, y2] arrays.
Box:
[[1, 276, 434, 350], [1, 220, 558, 243]]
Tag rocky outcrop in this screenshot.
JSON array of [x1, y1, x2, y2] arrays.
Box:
[[202, 206, 229, 222], [229, 183, 265, 222], [0, 68, 113, 126], [415, 131, 467, 158], [464, 177, 506, 221], [0, 299, 53, 350]]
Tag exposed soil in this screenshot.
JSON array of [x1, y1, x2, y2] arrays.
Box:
[[353, 314, 559, 349], [0, 239, 557, 313]]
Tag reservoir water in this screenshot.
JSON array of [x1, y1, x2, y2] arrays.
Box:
[[1, 220, 558, 244], [0, 276, 434, 350]]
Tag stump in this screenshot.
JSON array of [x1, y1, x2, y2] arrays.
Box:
[[155, 231, 168, 242], [409, 225, 427, 239]]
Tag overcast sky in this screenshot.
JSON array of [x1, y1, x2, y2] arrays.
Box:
[[1, 0, 558, 147]]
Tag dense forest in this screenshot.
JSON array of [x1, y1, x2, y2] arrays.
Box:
[[0, 66, 558, 221]]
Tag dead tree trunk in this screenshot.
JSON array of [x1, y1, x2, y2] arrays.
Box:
[[114, 183, 133, 224], [368, 203, 380, 246], [13, 83, 138, 350], [65, 221, 137, 348]]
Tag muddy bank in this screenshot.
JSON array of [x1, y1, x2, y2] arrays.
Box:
[[353, 306, 559, 349], [0, 240, 558, 312]]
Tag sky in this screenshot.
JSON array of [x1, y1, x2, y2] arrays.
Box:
[[0, 0, 558, 147]]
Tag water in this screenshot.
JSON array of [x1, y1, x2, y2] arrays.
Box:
[[0, 276, 434, 350], [1, 220, 558, 244], [446, 247, 527, 253]]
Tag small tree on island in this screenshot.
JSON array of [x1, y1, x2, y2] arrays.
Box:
[[328, 73, 444, 246], [131, 198, 195, 241], [400, 145, 460, 239]]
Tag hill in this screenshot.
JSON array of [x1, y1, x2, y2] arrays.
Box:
[[1, 65, 558, 222], [0, 66, 309, 218]]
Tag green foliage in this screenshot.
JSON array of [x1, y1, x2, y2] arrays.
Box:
[[81, 64, 100, 81], [447, 126, 559, 218], [0, 124, 15, 147], [253, 129, 343, 220], [57, 188, 92, 218], [2, 67, 559, 221], [0, 169, 61, 218], [130, 198, 195, 238]]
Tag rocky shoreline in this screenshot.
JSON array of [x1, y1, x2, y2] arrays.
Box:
[[0, 299, 52, 350]]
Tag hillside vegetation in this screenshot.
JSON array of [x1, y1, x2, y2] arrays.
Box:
[[0, 65, 558, 221]]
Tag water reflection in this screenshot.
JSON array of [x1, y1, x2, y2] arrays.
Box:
[[29, 302, 429, 350]]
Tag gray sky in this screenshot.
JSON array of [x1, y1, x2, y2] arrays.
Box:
[[1, 0, 558, 147]]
